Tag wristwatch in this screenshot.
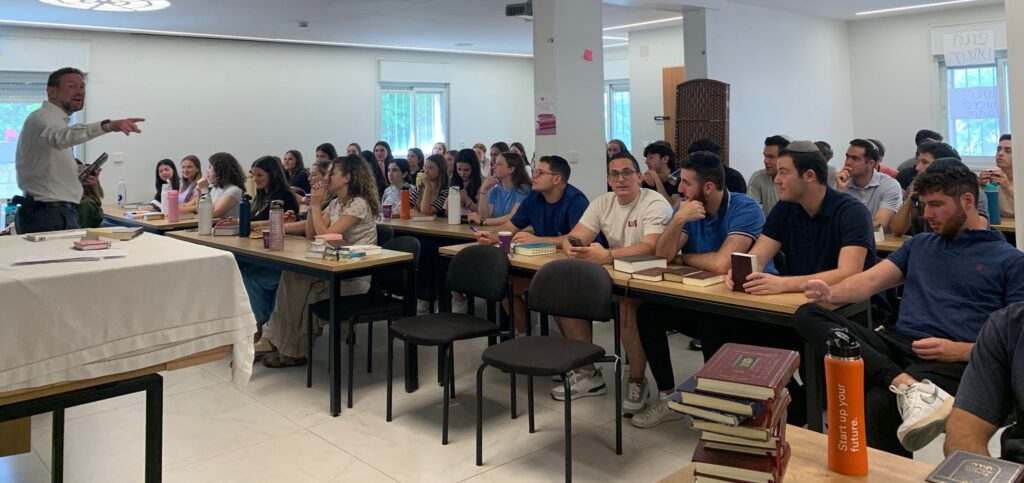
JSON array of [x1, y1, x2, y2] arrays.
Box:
[[101, 119, 111, 131]]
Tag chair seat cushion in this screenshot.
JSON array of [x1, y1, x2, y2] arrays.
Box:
[[389, 313, 501, 346], [481, 336, 605, 376], [309, 293, 405, 322]]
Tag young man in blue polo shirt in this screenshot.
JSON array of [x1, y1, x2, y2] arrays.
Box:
[[716, 140, 879, 427], [475, 155, 589, 334], [631, 151, 771, 427], [799, 161, 1024, 456]]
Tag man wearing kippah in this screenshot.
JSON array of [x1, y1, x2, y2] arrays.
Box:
[[630, 151, 773, 427], [798, 157, 1024, 456], [719, 140, 882, 427]]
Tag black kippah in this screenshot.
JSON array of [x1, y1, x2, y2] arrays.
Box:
[[688, 151, 721, 169]]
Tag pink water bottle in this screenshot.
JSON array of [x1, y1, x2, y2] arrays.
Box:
[[166, 189, 179, 222], [269, 200, 284, 251]]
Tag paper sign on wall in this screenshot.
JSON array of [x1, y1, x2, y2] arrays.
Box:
[[943, 30, 995, 67], [536, 93, 556, 135]]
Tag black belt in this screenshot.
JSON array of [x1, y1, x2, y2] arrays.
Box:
[[11, 195, 78, 210]]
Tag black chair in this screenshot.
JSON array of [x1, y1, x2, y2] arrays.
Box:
[[772, 250, 788, 276], [475, 259, 622, 482], [376, 223, 394, 246], [386, 244, 512, 444], [306, 236, 420, 409]]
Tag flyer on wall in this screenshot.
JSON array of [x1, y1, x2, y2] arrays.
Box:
[[536, 93, 556, 135]]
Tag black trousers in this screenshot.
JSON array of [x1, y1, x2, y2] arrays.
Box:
[[793, 304, 967, 457], [15, 201, 79, 234], [636, 302, 808, 427]]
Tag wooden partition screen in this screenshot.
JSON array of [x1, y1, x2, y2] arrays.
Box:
[[674, 79, 730, 165]]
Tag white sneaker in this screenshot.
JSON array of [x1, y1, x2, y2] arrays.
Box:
[[623, 377, 650, 415], [631, 395, 684, 428], [416, 300, 430, 315], [451, 298, 468, 314], [891, 379, 955, 451], [550, 369, 606, 401]]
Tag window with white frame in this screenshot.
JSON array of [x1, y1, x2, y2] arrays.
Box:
[[604, 81, 631, 150], [0, 73, 50, 199], [939, 56, 1011, 168], [379, 83, 448, 155]]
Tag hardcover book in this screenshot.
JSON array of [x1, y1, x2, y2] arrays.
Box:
[[666, 392, 748, 426], [695, 344, 800, 399], [513, 242, 557, 256], [691, 391, 790, 442], [663, 266, 702, 283], [631, 267, 668, 282], [693, 440, 791, 483], [612, 254, 667, 274], [682, 271, 726, 287], [926, 450, 1024, 483], [730, 252, 757, 293], [675, 376, 767, 417]]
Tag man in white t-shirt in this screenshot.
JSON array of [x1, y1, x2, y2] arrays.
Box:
[[557, 153, 672, 415]]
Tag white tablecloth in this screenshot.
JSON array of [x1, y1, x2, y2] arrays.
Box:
[[0, 232, 255, 391]]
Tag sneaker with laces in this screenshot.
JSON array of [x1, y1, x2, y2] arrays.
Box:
[[631, 395, 684, 428], [550, 369, 606, 401], [623, 377, 650, 415], [891, 379, 955, 451]]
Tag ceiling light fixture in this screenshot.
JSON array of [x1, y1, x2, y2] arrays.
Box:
[[602, 36, 628, 41], [0, 19, 533, 58], [855, 0, 976, 16], [603, 16, 682, 31], [38, 0, 170, 12]]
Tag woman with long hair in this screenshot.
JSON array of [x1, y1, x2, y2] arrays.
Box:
[[361, 150, 387, 195], [488, 141, 510, 176], [178, 155, 203, 213], [248, 156, 301, 220], [283, 150, 310, 194], [151, 159, 180, 208], [373, 141, 394, 182], [316, 143, 338, 162], [470, 151, 532, 226], [346, 143, 361, 156], [381, 158, 413, 212], [473, 143, 490, 177], [196, 152, 246, 218], [407, 147, 425, 176], [450, 148, 483, 213], [607, 139, 630, 160], [432, 141, 448, 156], [263, 155, 381, 367], [444, 149, 457, 174], [410, 154, 450, 216]]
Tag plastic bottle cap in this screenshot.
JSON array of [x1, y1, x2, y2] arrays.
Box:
[[826, 328, 861, 359]]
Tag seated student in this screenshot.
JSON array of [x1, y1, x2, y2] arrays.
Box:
[[631, 151, 771, 427], [282, 150, 311, 195], [747, 135, 791, 217], [488, 142, 510, 177], [262, 155, 380, 367], [347, 143, 361, 156], [474, 155, 590, 334], [287, 159, 333, 230], [432, 141, 448, 156], [606, 139, 630, 160], [450, 149, 483, 214], [248, 156, 302, 221], [641, 141, 681, 206], [195, 152, 246, 219], [78, 164, 104, 228], [316, 143, 338, 163], [980, 134, 1013, 219], [178, 155, 203, 213], [407, 148, 425, 177], [870, 138, 899, 178], [835, 139, 903, 231], [150, 159, 180, 209], [944, 303, 1024, 463], [444, 149, 458, 174], [686, 138, 748, 195], [898, 129, 943, 172], [556, 152, 672, 413], [719, 140, 879, 426], [891, 142, 992, 236], [374, 141, 395, 183], [409, 154, 450, 217], [473, 143, 491, 177], [360, 150, 387, 195], [381, 158, 413, 213], [798, 160, 1024, 456], [470, 151, 531, 226]]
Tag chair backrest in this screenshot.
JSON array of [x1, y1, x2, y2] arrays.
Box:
[[376, 223, 394, 246], [374, 236, 420, 296], [773, 250, 788, 276], [527, 259, 614, 321], [447, 245, 509, 302]]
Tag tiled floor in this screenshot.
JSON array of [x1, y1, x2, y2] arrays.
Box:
[[0, 314, 976, 483]]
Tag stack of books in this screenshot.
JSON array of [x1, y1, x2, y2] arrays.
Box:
[[669, 343, 799, 483]]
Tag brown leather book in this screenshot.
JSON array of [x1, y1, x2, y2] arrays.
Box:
[[695, 343, 800, 399], [693, 440, 791, 482], [730, 252, 757, 293], [663, 267, 702, 283]]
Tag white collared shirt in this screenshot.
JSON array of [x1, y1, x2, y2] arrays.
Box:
[[16, 101, 106, 203]]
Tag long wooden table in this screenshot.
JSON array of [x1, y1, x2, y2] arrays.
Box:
[[876, 235, 909, 255], [102, 203, 205, 233], [994, 217, 1015, 233], [438, 242, 867, 432], [658, 424, 933, 482], [167, 230, 417, 416], [380, 217, 481, 241]]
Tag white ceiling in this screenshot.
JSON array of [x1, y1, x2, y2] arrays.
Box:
[[0, 0, 1004, 56]]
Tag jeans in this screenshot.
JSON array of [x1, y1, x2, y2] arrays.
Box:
[[239, 263, 282, 323], [15, 202, 79, 234]]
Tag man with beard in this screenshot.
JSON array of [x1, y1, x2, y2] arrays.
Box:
[[14, 67, 144, 234], [630, 151, 772, 428], [796, 159, 1024, 456]]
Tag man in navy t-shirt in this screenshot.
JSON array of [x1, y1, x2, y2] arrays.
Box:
[[798, 161, 1024, 457], [631, 151, 771, 427], [475, 155, 589, 334]]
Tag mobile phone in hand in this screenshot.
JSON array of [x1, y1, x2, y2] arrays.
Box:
[[568, 235, 586, 247], [468, 225, 481, 233], [79, 152, 109, 181]]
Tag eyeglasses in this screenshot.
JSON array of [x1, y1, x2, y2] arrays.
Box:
[[532, 170, 555, 178], [607, 169, 637, 180]]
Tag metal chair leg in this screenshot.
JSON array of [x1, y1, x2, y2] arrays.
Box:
[[510, 372, 517, 419], [347, 318, 356, 409], [564, 376, 573, 483], [527, 375, 535, 433], [52, 409, 64, 481], [306, 308, 314, 388], [442, 345, 451, 445], [476, 363, 487, 466], [367, 320, 373, 373], [386, 335, 394, 422], [437, 348, 445, 386]]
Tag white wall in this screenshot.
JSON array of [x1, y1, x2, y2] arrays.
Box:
[[628, 25, 685, 152], [0, 27, 535, 203], [703, 1, 854, 178], [604, 45, 629, 81], [848, 4, 1006, 164]]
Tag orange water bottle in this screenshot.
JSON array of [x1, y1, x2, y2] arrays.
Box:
[[825, 328, 868, 476], [400, 189, 411, 220]]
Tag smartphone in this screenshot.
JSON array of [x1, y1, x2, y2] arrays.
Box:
[[468, 224, 481, 233], [79, 152, 109, 181], [568, 235, 586, 248]]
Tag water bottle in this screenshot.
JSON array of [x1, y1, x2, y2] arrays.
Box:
[[269, 200, 284, 251], [825, 328, 868, 476], [197, 194, 213, 235], [447, 186, 460, 224], [166, 189, 179, 222], [160, 182, 170, 213], [238, 195, 252, 237], [117, 178, 127, 208], [985, 182, 1001, 226], [400, 189, 411, 220]]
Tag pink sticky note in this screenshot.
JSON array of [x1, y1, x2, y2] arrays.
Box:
[[583, 49, 593, 61]]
